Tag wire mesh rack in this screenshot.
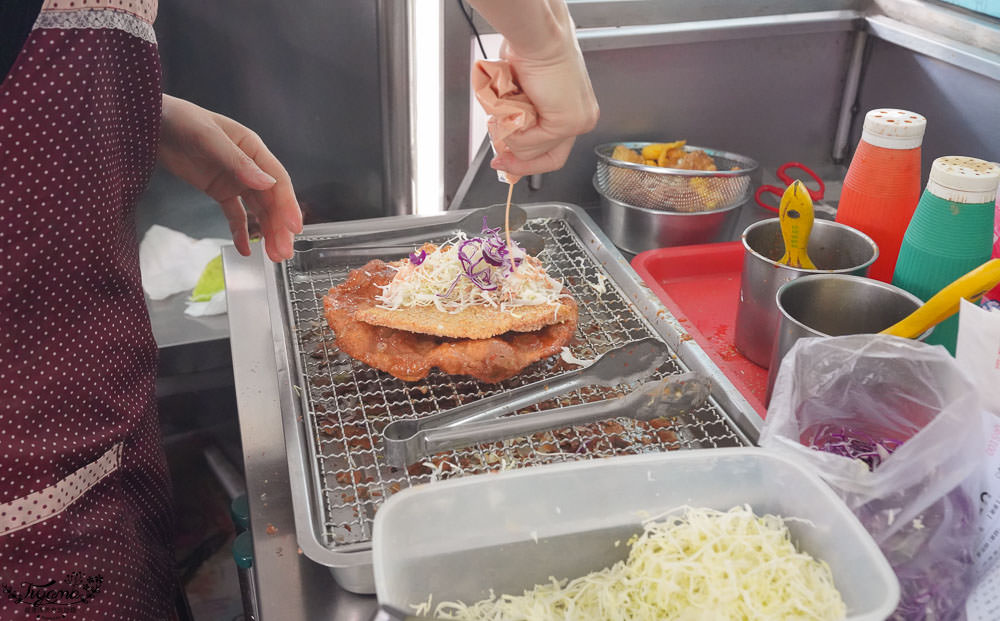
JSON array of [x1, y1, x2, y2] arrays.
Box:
[[594, 142, 757, 213], [282, 216, 748, 551]]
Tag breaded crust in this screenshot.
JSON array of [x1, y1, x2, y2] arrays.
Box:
[[355, 297, 575, 340], [323, 260, 579, 383], [354, 252, 574, 339]]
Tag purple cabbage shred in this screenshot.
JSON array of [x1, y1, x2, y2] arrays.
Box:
[[808, 424, 976, 620], [807, 425, 902, 471], [409, 249, 427, 266], [436, 218, 520, 298]]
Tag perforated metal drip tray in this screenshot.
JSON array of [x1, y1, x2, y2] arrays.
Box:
[[266, 203, 757, 570]]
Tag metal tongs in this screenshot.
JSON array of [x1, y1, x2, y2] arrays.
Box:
[[292, 203, 534, 268], [315, 229, 545, 259], [382, 338, 711, 466], [295, 203, 526, 254]]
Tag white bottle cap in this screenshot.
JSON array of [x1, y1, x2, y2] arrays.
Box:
[[927, 156, 1000, 204], [860, 109, 926, 150]]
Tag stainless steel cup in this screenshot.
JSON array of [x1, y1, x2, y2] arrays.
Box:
[[733, 218, 878, 367], [765, 274, 929, 405]]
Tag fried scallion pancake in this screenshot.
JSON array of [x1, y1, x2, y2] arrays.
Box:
[[323, 260, 578, 383]]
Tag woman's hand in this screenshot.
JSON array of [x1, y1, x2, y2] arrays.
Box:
[[469, 0, 600, 177], [158, 95, 302, 262]]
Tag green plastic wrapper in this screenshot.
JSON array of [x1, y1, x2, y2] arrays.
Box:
[[190, 254, 224, 302]]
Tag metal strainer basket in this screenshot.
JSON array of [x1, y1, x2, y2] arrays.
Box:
[[595, 142, 758, 213]]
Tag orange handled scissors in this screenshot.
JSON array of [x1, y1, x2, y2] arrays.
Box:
[[754, 162, 826, 213]]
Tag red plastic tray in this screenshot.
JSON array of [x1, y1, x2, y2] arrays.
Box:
[[631, 241, 768, 417]]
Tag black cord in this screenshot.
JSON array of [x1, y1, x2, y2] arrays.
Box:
[[457, 0, 488, 59]]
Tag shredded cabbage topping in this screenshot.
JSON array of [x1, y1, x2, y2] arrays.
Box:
[[376, 225, 566, 314], [559, 347, 594, 368], [421, 505, 847, 621], [587, 273, 608, 295]]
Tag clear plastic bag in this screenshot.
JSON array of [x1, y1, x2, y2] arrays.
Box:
[[760, 334, 982, 620]]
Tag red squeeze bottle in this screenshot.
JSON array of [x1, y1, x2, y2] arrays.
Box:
[[836, 109, 926, 282]]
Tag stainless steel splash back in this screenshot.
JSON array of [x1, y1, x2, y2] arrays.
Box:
[[152, 0, 385, 224], [147, 1, 1000, 230], [452, 27, 858, 212], [451, 3, 1000, 213]]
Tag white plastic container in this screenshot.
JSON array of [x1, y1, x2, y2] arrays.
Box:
[[373, 448, 899, 620]]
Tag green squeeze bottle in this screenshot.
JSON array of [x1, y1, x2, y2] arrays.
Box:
[[892, 156, 1000, 353]]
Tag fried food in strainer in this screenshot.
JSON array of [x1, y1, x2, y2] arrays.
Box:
[[596, 142, 757, 213]]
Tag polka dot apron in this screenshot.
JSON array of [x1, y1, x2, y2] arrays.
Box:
[[0, 1, 176, 619]]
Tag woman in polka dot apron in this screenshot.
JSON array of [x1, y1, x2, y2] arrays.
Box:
[[0, 1, 301, 619]]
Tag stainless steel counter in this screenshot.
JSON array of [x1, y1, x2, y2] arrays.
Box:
[[143, 242, 376, 617], [224, 245, 378, 621], [148, 292, 229, 350], [213, 164, 846, 620], [147, 292, 236, 399], [171, 153, 856, 621]]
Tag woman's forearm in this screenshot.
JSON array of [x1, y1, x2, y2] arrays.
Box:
[[465, 0, 577, 61]]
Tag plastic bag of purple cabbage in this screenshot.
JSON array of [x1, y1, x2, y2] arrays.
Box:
[[760, 334, 982, 620]]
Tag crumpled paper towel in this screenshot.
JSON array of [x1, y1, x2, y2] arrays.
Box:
[[139, 224, 230, 316], [472, 59, 537, 184], [184, 289, 227, 317]]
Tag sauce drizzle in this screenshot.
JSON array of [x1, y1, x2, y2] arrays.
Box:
[[504, 180, 514, 249]]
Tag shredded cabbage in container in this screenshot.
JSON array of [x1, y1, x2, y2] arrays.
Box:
[[423, 506, 847, 621], [375, 224, 567, 314]]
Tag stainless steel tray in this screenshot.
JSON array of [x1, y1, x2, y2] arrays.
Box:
[[262, 203, 763, 593]]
